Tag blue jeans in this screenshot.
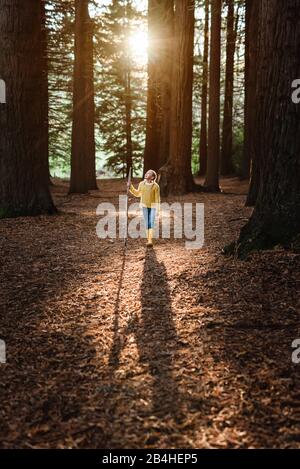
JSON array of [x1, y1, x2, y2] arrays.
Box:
[[143, 207, 156, 230]]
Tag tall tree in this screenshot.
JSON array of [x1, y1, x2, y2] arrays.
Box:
[[244, 0, 259, 203], [123, 0, 133, 177], [144, 0, 162, 173], [159, 0, 195, 196], [0, 0, 56, 217], [124, 64, 133, 177], [198, 0, 209, 177], [220, 0, 237, 176], [46, 0, 74, 176], [70, 0, 97, 193], [157, 0, 174, 170], [95, 0, 146, 177], [41, 0, 51, 184], [144, 0, 174, 173], [227, 0, 300, 257], [204, 0, 222, 192]]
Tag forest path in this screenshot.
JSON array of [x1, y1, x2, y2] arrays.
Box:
[[0, 178, 299, 449]]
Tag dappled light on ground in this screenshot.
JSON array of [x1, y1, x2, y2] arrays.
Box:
[[0, 178, 299, 448]]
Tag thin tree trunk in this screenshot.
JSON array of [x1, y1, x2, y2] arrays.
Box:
[[0, 0, 56, 217], [144, 0, 174, 173], [221, 0, 236, 176], [227, 0, 300, 257], [85, 9, 97, 191], [159, 0, 195, 196], [205, 0, 222, 192], [123, 0, 133, 178], [125, 69, 133, 177], [158, 0, 174, 169], [199, 0, 209, 177], [41, 0, 53, 186], [245, 0, 260, 203], [70, 0, 97, 194], [144, 0, 163, 173]]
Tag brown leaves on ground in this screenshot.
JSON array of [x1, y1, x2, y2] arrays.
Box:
[[0, 178, 299, 448]]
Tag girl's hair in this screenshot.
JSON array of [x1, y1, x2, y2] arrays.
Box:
[[151, 170, 157, 182], [145, 169, 157, 182]]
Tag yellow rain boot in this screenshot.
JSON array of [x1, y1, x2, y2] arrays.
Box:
[[146, 229, 150, 246], [147, 228, 154, 247]]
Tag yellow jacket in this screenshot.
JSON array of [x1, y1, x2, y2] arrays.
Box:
[[129, 181, 160, 210]]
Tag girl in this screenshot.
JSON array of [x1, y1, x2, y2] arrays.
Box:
[[128, 170, 160, 247]]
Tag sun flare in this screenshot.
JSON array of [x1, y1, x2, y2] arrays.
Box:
[[128, 29, 148, 66]]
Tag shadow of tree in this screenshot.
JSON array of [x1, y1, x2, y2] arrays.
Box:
[[108, 247, 183, 424], [108, 248, 127, 370], [134, 248, 182, 421], [0, 331, 103, 448], [0, 213, 108, 448], [195, 254, 300, 448]]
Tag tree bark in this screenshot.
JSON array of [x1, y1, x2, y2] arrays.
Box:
[[0, 0, 56, 217], [226, 0, 300, 257], [124, 0, 133, 178], [245, 0, 260, 203], [125, 69, 133, 177], [70, 0, 97, 194], [41, 0, 53, 186], [198, 0, 209, 177], [220, 0, 236, 176], [157, 0, 174, 169], [204, 0, 222, 192], [159, 0, 195, 196], [144, 0, 174, 173]]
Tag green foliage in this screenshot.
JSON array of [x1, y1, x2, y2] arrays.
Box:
[[232, 126, 245, 176], [193, 0, 246, 176], [94, 0, 146, 176], [46, 0, 146, 178], [46, 0, 74, 176], [192, 121, 200, 175], [45, 0, 246, 179]]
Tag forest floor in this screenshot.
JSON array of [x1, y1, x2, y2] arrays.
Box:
[[0, 177, 300, 449]]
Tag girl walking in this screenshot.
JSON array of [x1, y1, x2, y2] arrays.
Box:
[[128, 170, 160, 247]]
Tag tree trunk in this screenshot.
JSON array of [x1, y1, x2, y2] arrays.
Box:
[[125, 69, 133, 177], [144, 0, 174, 173], [220, 0, 236, 176], [123, 0, 133, 178], [245, 0, 260, 203], [158, 0, 174, 169], [70, 0, 97, 194], [41, 0, 53, 186], [0, 0, 56, 217], [204, 0, 222, 192], [198, 0, 209, 177], [85, 8, 97, 191], [144, 0, 161, 173], [159, 0, 195, 196], [227, 0, 300, 257]]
